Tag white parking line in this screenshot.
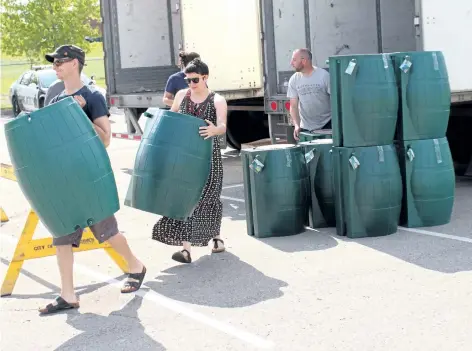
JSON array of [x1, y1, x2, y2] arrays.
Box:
[[220, 196, 246, 203], [0, 234, 274, 349], [222, 183, 244, 189], [218, 196, 472, 245], [399, 227, 472, 244]]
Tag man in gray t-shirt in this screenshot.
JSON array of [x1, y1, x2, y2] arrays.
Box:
[[287, 48, 331, 141]]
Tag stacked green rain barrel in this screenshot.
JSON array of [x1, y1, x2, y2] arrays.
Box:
[[328, 53, 403, 238], [333, 145, 403, 238], [241, 144, 309, 238], [126, 110, 213, 220], [4, 97, 120, 238], [329, 54, 399, 147], [391, 51, 455, 227], [298, 139, 336, 228]]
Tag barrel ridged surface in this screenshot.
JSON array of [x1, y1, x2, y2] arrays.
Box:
[[329, 54, 399, 147], [391, 51, 451, 140], [4, 97, 119, 238], [241, 144, 309, 238], [399, 137, 455, 227], [299, 140, 335, 228], [333, 144, 402, 238], [128, 110, 212, 220]]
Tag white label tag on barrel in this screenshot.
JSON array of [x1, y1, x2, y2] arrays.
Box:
[[345, 60, 356, 75], [305, 149, 315, 164], [382, 54, 389, 69], [377, 146, 385, 162], [433, 139, 443, 164], [250, 158, 265, 173], [285, 149, 292, 168], [400, 58, 412, 73], [407, 148, 415, 162], [432, 52, 439, 71], [349, 155, 360, 170]]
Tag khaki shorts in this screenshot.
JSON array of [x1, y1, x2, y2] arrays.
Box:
[[52, 215, 119, 247]]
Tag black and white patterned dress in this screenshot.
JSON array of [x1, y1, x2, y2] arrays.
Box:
[[152, 89, 223, 246]]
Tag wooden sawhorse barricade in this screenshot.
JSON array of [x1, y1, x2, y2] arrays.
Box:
[[0, 163, 128, 297]]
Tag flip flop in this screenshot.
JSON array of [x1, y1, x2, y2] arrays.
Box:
[[39, 296, 79, 315], [211, 238, 225, 253], [172, 249, 192, 263], [121, 266, 147, 293]]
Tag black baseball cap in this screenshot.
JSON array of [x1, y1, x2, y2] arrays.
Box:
[[45, 45, 86, 65]]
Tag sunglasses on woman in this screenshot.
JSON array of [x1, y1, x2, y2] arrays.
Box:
[[185, 77, 201, 84]]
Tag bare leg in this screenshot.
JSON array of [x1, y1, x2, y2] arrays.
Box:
[[107, 232, 144, 273], [56, 245, 78, 303], [38, 244, 80, 314], [182, 241, 191, 257]]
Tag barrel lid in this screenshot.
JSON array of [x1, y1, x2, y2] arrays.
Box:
[[5, 96, 76, 131], [253, 143, 299, 151], [302, 129, 332, 135], [161, 110, 206, 125], [241, 143, 300, 153], [299, 139, 333, 146]]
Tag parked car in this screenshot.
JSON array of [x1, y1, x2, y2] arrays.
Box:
[[9, 67, 107, 117]]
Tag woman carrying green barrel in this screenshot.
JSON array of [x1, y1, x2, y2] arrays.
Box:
[[152, 58, 228, 263]]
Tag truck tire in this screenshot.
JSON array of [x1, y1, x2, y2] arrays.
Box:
[[12, 96, 22, 117], [226, 110, 269, 150], [447, 104, 472, 175]]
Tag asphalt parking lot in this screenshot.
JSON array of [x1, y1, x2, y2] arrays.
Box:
[[0, 113, 471, 351]]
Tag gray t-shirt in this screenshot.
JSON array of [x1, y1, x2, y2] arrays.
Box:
[[287, 67, 331, 131]]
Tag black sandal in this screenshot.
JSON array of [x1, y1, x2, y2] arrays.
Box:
[[39, 296, 79, 315], [212, 238, 225, 253], [172, 249, 192, 263], [121, 266, 147, 293]]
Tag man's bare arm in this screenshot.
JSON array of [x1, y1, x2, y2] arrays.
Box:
[[290, 97, 301, 127], [162, 92, 175, 107]]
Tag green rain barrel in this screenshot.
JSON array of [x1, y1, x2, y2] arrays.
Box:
[[241, 144, 309, 238], [4, 97, 119, 238], [333, 144, 403, 238], [398, 137, 455, 227], [299, 139, 336, 228], [329, 54, 399, 147], [391, 51, 451, 141], [127, 110, 213, 220], [298, 130, 332, 143]]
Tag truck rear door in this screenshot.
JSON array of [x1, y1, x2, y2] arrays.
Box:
[[179, 0, 264, 95], [416, 0, 472, 102], [101, 0, 181, 99]]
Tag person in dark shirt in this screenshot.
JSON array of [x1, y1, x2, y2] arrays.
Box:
[[49, 84, 109, 122], [163, 51, 200, 107], [39, 45, 146, 315]]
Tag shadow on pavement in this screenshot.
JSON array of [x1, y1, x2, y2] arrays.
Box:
[[0, 257, 123, 300], [55, 295, 166, 350], [256, 229, 339, 253], [121, 167, 132, 176], [146, 252, 287, 308], [337, 229, 472, 274]]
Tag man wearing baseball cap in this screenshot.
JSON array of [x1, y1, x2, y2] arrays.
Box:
[[39, 45, 147, 315]]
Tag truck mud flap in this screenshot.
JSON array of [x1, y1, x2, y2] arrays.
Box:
[[465, 155, 472, 176], [218, 134, 227, 149]]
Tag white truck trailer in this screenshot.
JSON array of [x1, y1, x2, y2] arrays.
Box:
[[100, 0, 472, 174]]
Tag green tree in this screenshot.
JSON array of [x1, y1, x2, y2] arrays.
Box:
[[0, 0, 101, 61]]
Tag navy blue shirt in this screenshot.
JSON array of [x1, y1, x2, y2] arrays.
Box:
[[164, 71, 188, 95], [49, 85, 109, 122]]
